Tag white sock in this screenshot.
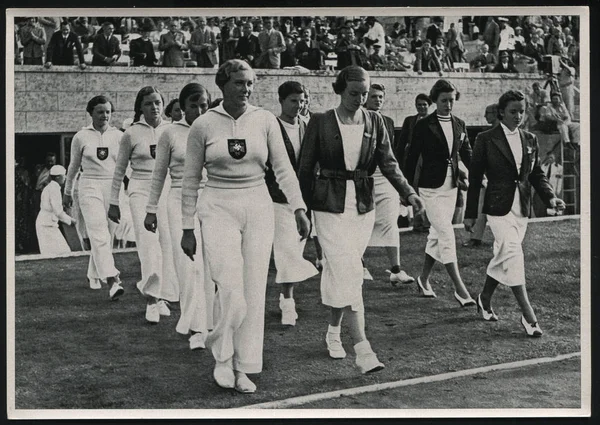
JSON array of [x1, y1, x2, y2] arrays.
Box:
[[354, 340, 373, 355], [328, 324, 341, 334]]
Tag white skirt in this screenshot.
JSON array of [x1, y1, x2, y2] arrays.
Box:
[[419, 166, 458, 264], [35, 222, 71, 256], [368, 173, 400, 247], [314, 182, 374, 311], [273, 202, 319, 283], [486, 189, 528, 286]]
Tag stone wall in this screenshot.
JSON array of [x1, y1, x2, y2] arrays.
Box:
[[13, 65, 545, 134]]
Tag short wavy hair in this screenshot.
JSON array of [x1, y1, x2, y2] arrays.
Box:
[[133, 86, 165, 122], [429, 79, 459, 102], [86, 95, 115, 115], [332, 65, 370, 95], [497, 90, 526, 119], [215, 59, 255, 90]]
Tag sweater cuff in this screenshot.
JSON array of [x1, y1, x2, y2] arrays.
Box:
[[182, 216, 195, 230], [146, 204, 158, 214]]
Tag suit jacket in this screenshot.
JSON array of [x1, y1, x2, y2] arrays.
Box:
[[295, 39, 324, 70], [381, 115, 398, 160], [492, 62, 518, 73], [129, 37, 157, 66], [297, 109, 416, 214], [235, 34, 261, 66], [20, 24, 46, 59], [414, 46, 442, 72], [465, 125, 555, 218], [541, 162, 563, 196], [46, 31, 85, 65], [159, 30, 187, 67], [404, 112, 472, 189], [189, 28, 218, 67], [257, 29, 285, 68], [265, 118, 306, 204], [91, 33, 121, 65], [397, 114, 421, 171], [483, 20, 500, 48]]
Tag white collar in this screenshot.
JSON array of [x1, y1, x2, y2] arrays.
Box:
[[500, 122, 519, 136]]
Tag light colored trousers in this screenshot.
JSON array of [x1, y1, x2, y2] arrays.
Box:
[[128, 177, 179, 302], [78, 177, 119, 281], [35, 222, 71, 256], [167, 187, 215, 334], [419, 185, 459, 265], [199, 184, 274, 374]]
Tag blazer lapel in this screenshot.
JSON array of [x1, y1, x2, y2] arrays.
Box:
[[518, 128, 532, 179], [428, 114, 450, 157], [491, 125, 517, 169], [450, 115, 461, 158]]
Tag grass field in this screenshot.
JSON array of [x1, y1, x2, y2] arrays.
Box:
[[11, 218, 581, 411]]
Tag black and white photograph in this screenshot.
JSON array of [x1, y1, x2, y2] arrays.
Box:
[[6, 5, 591, 419]]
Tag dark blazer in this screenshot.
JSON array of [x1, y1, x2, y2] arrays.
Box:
[[381, 114, 399, 161], [414, 46, 442, 72], [465, 125, 555, 218], [235, 34, 261, 66], [91, 34, 121, 66], [265, 118, 306, 204], [397, 114, 420, 170], [492, 62, 518, 73], [129, 37, 157, 66], [404, 112, 471, 189], [297, 108, 416, 214], [46, 31, 85, 65]]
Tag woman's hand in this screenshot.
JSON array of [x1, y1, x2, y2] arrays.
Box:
[[295, 209, 311, 241], [63, 194, 73, 209], [549, 197, 566, 212], [408, 193, 425, 216], [181, 229, 197, 261], [144, 213, 158, 233], [463, 218, 476, 233], [108, 204, 121, 224]]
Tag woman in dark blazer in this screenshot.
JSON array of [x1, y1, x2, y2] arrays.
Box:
[[298, 66, 424, 375], [464, 90, 564, 337], [404, 79, 475, 305]]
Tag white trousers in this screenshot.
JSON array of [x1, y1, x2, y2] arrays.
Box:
[[369, 174, 400, 247], [273, 202, 318, 284], [167, 187, 215, 334], [128, 177, 179, 302], [35, 222, 71, 256], [420, 182, 458, 264], [199, 184, 274, 374], [78, 178, 119, 280]]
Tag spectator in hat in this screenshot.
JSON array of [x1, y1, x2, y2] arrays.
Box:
[[189, 17, 218, 68], [369, 44, 385, 68], [426, 17, 443, 45], [92, 22, 121, 66], [514, 26, 526, 53], [36, 165, 76, 256], [130, 23, 159, 66], [19, 17, 46, 65], [72, 17, 96, 48], [492, 51, 517, 73], [365, 16, 386, 56], [44, 20, 86, 68], [159, 18, 188, 67], [497, 17, 516, 62]]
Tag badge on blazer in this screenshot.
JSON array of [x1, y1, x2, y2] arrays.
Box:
[[228, 139, 246, 160], [97, 147, 109, 161], [150, 144, 157, 159]]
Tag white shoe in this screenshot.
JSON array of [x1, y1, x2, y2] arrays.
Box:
[[315, 258, 325, 272], [145, 303, 160, 324], [363, 267, 373, 281], [235, 373, 257, 394], [89, 279, 102, 290], [214, 359, 235, 389], [189, 332, 206, 350], [279, 294, 298, 326], [109, 281, 125, 300], [388, 269, 415, 286], [354, 340, 385, 374], [157, 300, 171, 316], [326, 331, 346, 359]]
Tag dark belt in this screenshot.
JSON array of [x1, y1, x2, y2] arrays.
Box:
[[320, 168, 369, 180]]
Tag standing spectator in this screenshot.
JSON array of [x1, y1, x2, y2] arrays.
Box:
[[159, 18, 188, 67], [414, 38, 443, 74], [295, 28, 325, 70], [19, 17, 46, 65], [33, 152, 57, 218], [38, 16, 60, 56], [180, 20, 195, 44], [280, 35, 297, 68], [389, 22, 403, 40], [91, 22, 121, 66], [483, 17, 500, 57], [235, 21, 261, 67], [364, 16, 386, 57], [492, 51, 518, 73], [72, 17, 96, 50], [36, 165, 75, 256], [221, 17, 241, 63], [129, 23, 158, 67], [189, 17, 218, 68], [446, 22, 466, 64], [557, 56, 576, 118], [335, 26, 362, 70], [434, 36, 453, 71], [150, 20, 168, 43], [514, 26, 526, 53], [497, 17, 516, 62], [426, 17, 444, 45], [410, 29, 424, 53], [257, 17, 286, 69], [546, 27, 565, 56], [523, 33, 546, 67], [527, 82, 550, 129], [280, 17, 294, 37], [44, 21, 86, 68]]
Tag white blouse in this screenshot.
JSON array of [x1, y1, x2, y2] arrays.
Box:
[[335, 110, 364, 171]]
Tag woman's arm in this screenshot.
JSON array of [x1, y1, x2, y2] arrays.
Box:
[[403, 118, 424, 184], [146, 129, 172, 214], [458, 120, 472, 169], [297, 113, 321, 209], [181, 121, 206, 230], [64, 134, 83, 196], [110, 131, 133, 206]]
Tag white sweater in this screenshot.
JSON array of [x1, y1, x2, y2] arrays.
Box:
[[37, 181, 73, 227], [64, 125, 123, 196], [181, 104, 306, 229]]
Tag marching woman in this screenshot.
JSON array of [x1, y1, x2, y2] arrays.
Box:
[[265, 81, 319, 326], [109, 86, 179, 323], [404, 79, 475, 305], [37, 165, 75, 255], [63, 95, 124, 299], [363, 82, 415, 286], [181, 60, 311, 393], [297, 66, 424, 374], [144, 82, 215, 349], [464, 90, 565, 336]]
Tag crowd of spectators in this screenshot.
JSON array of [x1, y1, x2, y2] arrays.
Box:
[[15, 15, 580, 74]]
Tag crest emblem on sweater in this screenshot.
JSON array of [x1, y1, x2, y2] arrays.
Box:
[[228, 139, 246, 160], [97, 147, 109, 161], [150, 144, 156, 159]]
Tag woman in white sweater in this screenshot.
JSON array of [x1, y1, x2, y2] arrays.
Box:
[[144, 83, 214, 350], [63, 95, 124, 299], [181, 60, 311, 393], [108, 86, 178, 323]]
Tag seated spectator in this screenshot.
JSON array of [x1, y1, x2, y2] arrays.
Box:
[[129, 23, 158, 66], [523, 32, 546, 66], [392, 38, 416, 71], [189, 17, 218, 68], [514, 26, 526, 53], [546, 26, 564, 56], [235, 21, 261, 67], [434, 36, 453, 71], [91, 22, 121, 66], [181, 20, 195, 43], [44, 21, 86, 69], [446, 22, 466, 64], [414, 38, 443, 74], [527, 82, 550, 129], [159, 18, 188, 67], [295, 28, 325, 70], [492, 51, 518, 72], [389, 22, 403, 40], [19, 17, 46, 65], [470, 43, 497, 72], [540, 92, 580, 147], [392, 29, 408, 48], [335, 26, 362, 69], [369, 44, 386, 69]]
